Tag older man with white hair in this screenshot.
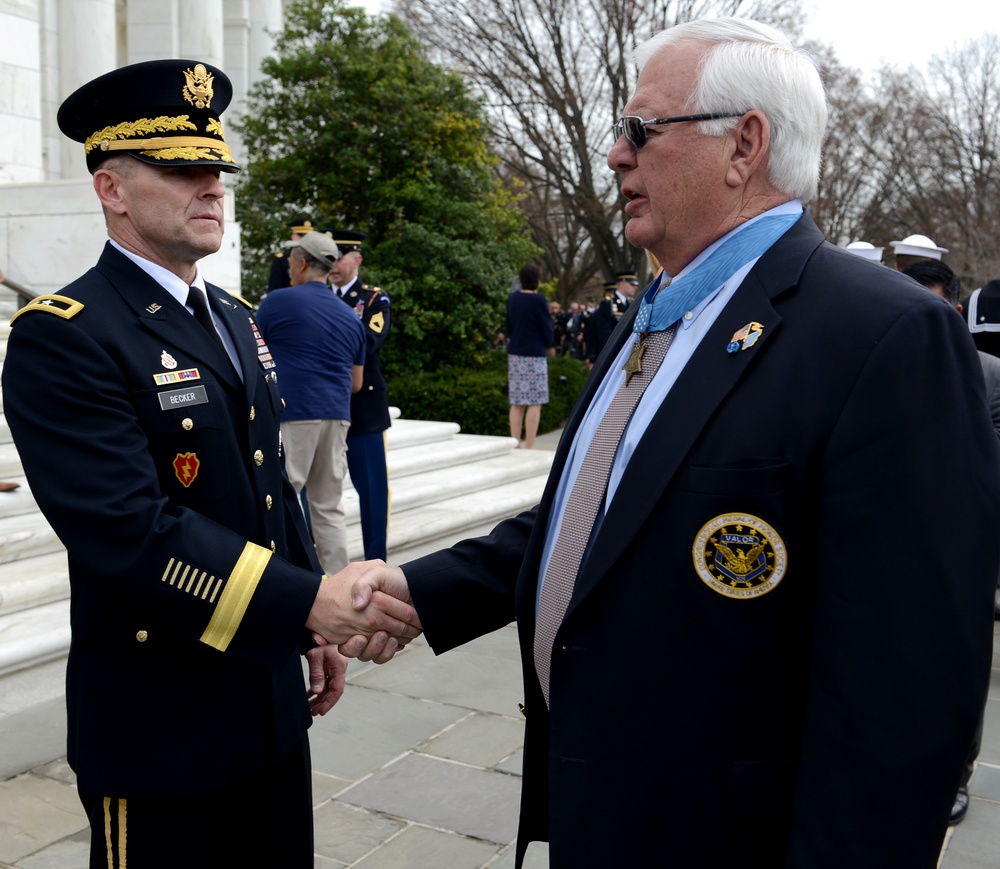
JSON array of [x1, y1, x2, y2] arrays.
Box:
[[348, 18, 1000, 867]]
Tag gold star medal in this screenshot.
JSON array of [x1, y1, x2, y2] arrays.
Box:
[[623, 334, 647, 386]]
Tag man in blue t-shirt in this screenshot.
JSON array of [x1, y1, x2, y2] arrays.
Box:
[[257, 231, 366, 573]]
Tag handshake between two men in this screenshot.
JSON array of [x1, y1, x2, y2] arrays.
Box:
[[303, 560, 418, 716]]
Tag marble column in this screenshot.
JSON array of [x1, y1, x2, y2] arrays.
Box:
[[56, 0, 117, 179], [126, 0, 223, 68], [179, 0, 224, 69], [125, 0, 178, 65], [249, 0, 283, 85], [223, 0, 282, 166], [0, 0, 42, 184]]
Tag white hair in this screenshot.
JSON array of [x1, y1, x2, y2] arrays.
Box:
[[633, 18, 828, 203]]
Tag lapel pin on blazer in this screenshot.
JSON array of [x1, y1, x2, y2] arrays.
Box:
[[727, 321, 764, 354]]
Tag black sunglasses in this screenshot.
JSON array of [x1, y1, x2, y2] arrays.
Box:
[[612, 112, 746, 150]]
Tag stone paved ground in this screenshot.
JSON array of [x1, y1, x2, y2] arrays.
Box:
[[3, 622, 1000, 868], [0, 627, 550, 869]]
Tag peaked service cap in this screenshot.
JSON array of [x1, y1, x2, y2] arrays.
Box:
[[57, 59, 240, 174]]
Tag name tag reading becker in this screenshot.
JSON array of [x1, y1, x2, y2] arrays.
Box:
[[158, 385, 209, 411]]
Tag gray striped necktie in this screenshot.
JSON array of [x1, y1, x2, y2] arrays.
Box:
[[533, 325, 677, 706]]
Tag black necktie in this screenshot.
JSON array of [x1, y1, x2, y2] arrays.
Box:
[[186, 286, 227, 355]]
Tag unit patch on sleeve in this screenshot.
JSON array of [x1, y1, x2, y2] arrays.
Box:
[[692, 513, 787, 599], [173, 452, 200, 488]]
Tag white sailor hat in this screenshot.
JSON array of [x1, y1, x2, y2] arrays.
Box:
[[844, 241, 884, 261], [888, 234, 948, 259]]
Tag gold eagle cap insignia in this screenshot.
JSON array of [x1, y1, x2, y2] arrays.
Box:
[[182, 64, 215, 110]]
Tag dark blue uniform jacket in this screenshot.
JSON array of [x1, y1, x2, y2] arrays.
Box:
[[3, 243, 323, 799]]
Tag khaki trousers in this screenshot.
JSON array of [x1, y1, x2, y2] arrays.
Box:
[[281, 418, 351, 573]]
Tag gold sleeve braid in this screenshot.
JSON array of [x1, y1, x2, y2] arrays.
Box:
[[200, 542, 272, 651]]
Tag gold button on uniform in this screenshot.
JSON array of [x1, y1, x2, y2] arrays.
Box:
[[270, 540, 276, 552], [249, 405, 256, 421], [254, 450, 264, 466], [136, 630, 148, 642], [182, 418, 193, 431], [265, 494, 273, 510]]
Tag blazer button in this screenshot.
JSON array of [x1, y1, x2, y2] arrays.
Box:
[[265, 494, 273, 511], [281, 398, 286, 409], [136, 630, 148, 643], [254, 449, 264, 466], [249, 405, 256, 421], [182, 418, 193, 431]]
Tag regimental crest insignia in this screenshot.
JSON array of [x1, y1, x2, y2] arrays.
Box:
[[161, 350, 178, 369], [182, 64, 214, 109], [173, 452, 200, 488], [692, 513, 787, 600]]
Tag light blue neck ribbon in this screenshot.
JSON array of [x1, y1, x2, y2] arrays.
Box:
[[634, 211, 801, 333]]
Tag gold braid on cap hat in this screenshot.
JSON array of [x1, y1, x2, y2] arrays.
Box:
[[84, 116, 198, 153], [83, 115, 235, 164]]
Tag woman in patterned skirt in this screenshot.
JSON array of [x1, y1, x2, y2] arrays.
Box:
[[506, 264, 554, 448]]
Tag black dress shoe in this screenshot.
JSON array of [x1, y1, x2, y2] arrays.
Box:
[[950, 786, 969, 825]]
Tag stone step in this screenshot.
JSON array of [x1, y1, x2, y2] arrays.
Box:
[[0, 551, 69, 617], [377, 472, 549, 565], [372, 432, 520, 484], [0, 442, 21, 476], [0, 474, 33, 519], [385, 418, 461, 450], [345, 451, 551, 561], [0, 599, 71, 678], [0, 509, 64, 566], [356, 449, 552, 518]]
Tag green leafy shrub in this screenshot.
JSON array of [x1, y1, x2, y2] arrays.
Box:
[[390, 351, 589, 436]]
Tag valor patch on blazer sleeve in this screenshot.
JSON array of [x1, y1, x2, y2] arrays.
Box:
[[692, 513, 787, 599]]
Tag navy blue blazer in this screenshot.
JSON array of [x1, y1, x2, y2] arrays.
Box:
[[403, 213, 1000, 868]]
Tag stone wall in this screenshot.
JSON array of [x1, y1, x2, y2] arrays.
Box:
[[0, 0, 282, 295]]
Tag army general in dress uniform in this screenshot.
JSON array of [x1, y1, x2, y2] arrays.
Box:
[[1, 60, 419, 869]]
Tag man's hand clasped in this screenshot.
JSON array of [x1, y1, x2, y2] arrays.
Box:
[[305, 560, 419, 666]]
